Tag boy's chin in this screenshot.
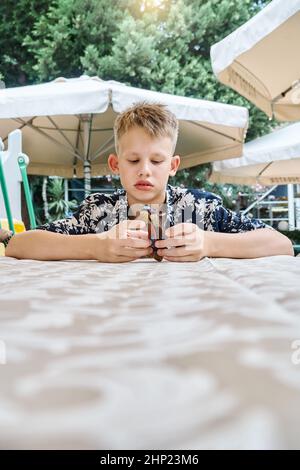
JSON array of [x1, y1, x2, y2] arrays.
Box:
[[126, 185, 166, 205], [130, 187, 157, 200], [133, 194, 161, 206]]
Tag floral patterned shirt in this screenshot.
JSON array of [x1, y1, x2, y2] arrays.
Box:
[[36, 184, 270, 235]]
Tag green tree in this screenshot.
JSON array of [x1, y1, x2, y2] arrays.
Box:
[[47, 177, 77, 221], [23, 0, 126, 82], [0, 0, 50, 86], [30, 176, 77, 224]]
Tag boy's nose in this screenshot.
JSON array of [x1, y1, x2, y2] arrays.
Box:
[[138, 164, 151, 176]]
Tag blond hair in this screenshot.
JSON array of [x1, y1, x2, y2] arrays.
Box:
[[114, 102, 179, 154]]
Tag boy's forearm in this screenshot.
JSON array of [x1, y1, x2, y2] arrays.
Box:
[[5, 230, 101, 261], [205, 228, 294, 259]]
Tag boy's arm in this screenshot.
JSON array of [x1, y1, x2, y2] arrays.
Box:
[[5, 221, 152, 262], [5, 193, 109, 261], [5, 230, 100, 261], [205, 228, 294, 258], [202, 193, 293, 258]]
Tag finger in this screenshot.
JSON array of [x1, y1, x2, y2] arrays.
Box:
[[120, 247, 153, 257], [165, 223, 196, 238], [155, 237, 187, 249], [121, 237, 152, 248], [119, 219, 146, 228], [118, 221, 147, 239], [157, 246, 191, 257], [126, 220, 147, 230], [127, 229, 150, 240]]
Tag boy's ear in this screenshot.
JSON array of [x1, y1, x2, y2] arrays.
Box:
[[169, 155, 180, 176], [107, 153, 119, 174]]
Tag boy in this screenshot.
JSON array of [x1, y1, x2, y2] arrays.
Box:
[[4, 103, 293, 262]]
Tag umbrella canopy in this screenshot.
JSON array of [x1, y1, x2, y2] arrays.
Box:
[[210, 122, 300, 185], [0, 76, 248, 186], [210, 0, 300, 121]]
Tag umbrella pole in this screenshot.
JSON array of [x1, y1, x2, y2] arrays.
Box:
[[288, 184, 295, 230], [83, 114, 93, 197], [84, 160, 91, 197]]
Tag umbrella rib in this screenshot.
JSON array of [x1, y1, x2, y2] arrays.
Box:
[[12, 117, 84, 161], [234, 60, 271, 99], [272, 79, 300, 105], [242, 184, 277, 215], [187, 121, 242, 142], [73, 118, 81, 169], [29, 126, 78, 131], [90, 142, 115, 162], [2, 117, 35, 143], [180, 142, 242, 164], [257, 161, 273, 183], [89, 134, 115, 162], [89, 127, 114, 132], [46, 116, 79, 152]]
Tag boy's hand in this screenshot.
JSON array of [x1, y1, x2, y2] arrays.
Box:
[[155, 223, 207, 262], [95, 220, 153, 262]]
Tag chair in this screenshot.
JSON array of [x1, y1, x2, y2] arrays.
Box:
[[0, 130, 36, 255]]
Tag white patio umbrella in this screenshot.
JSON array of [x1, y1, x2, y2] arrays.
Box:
[[210, 0, 300, 121], [210, 122, 300, 186], [0, 75, 248, 193]]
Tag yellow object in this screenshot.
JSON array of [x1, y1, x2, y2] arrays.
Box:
[[1, 218, 26, 233], [0, 219, 26, 256]]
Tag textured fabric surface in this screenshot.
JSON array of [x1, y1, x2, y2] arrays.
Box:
[[0, 255, 300, 449]]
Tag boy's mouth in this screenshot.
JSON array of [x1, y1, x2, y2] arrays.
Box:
[[135, 180, 154, 190]]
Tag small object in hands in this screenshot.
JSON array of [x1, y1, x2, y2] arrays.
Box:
[[138, 205, 165, 262]]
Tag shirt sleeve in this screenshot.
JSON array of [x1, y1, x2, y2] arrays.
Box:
[[36, 194, 108, 235], [207, 195, 273, 233], [0, 228, 14, 248]]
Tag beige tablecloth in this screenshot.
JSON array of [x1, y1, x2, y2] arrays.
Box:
[[0, 255, 300, 450]]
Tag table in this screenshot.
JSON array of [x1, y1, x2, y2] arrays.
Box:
[[0, 255, 300, 449]]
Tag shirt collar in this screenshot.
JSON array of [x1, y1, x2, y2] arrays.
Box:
[[111, 184, 175, 225]]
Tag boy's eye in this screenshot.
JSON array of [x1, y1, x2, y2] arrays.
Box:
[[128, 160, 163, 164]]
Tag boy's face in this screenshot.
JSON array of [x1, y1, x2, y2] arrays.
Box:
[[108, 126, 180, 206]]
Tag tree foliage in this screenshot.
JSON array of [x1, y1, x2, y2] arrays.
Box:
[[0, 0, 49, 85]]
